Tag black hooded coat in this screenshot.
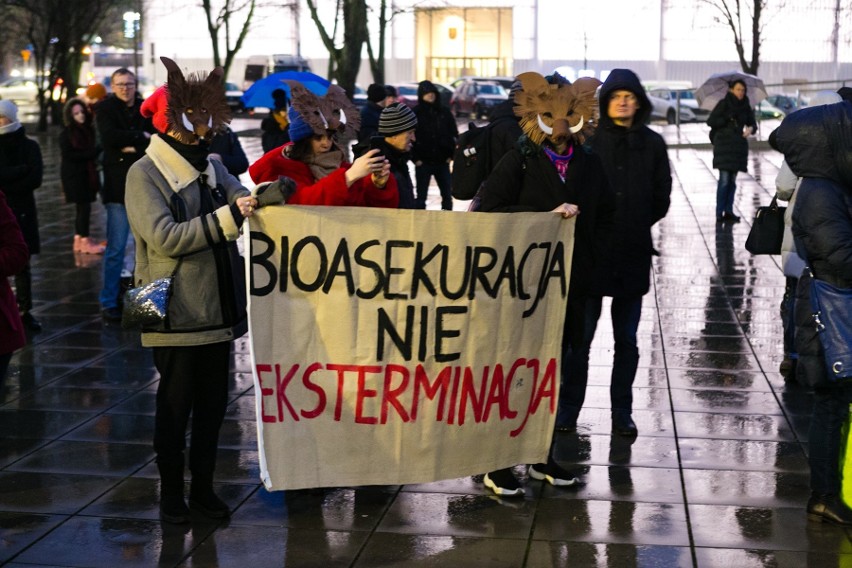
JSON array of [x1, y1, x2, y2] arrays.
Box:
[[771, 101, 852, 387], [586, 69, 672, 297], [706, 91, 757, 172]]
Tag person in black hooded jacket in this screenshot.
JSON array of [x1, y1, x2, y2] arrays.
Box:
[[558, 69, 672, 437], [412, 80, 458, 209], [771, 98, 852, 525], [706, 79, 756, 223]]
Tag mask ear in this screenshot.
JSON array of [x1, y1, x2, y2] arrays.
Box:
[[205, 66, 225, 88], [161, 56, 185, 90]]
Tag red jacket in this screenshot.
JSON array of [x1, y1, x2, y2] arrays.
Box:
[[0, 190, 28, 355], [249, 144, 399, 208]]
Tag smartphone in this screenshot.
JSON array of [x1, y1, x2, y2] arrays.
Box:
[[369, 135, 385, 158]]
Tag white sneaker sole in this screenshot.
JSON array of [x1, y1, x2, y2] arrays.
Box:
[[528, 467, 579, 487], [483, 474, 524, 497]]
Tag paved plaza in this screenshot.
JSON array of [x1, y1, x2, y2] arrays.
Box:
[[1, 115, 849, 567]]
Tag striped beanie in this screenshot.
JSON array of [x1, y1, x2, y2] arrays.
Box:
[[378, 102, 417, 136]]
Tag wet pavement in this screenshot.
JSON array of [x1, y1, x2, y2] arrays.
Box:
[[2, 115, 850, 567]]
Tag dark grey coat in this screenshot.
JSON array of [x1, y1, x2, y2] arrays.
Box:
[[707, 92, 757, 173]]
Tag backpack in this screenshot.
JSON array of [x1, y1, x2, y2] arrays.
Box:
[[451, 122, 492, 200]]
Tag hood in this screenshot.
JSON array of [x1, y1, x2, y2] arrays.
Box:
[[417, 80, 440, 106], [598, 69, 651, 127], [62, 97, 91, 127], [771, 101, 852, 186]]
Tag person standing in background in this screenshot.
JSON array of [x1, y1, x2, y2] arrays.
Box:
[[0, 100, 43, 333], [260, 88, 290, 153], [353, 83, 391, 159], [412, 80, 458, 210], [60, 98, 105, 255], [95, 68, 154, 322], [706, 79, 756, 223]]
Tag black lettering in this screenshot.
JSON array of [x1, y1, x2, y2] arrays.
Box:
[[354, 240, 384, 299], [323, 239, 355, 295], [290, 236, 328, 292], [435, 306, 466, 362], [439, 247, 472, 300], [410, 242, 441, 299], [468, 246, 498, 299], [249, 231, 276, 296], [384, 240, 414, 300], [377, 305, 414, 361]]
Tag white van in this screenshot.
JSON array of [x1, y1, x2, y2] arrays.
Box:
[[243, 54, 311, 90]]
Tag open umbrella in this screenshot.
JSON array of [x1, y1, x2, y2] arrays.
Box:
[[695, 71, 768, 111], [241, 71, 331, 109]]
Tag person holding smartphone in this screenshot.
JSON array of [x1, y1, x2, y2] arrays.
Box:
[[371, 103, 418, 209], [249, 82, 398, 208]]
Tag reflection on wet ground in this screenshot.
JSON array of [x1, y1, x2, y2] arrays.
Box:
[[2, 120, 849, 567]]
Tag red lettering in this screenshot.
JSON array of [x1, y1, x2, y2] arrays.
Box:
[[509, 358, 536, 437], [276, 363, 300, 422], [381, 364, 411, 423], [457, 366, 487, 425], [328, 364, 360, 421], [300, 362, 326, 419], [482, 364, 505, 422], [256, 364, 277, 423], [354, 366, 382, 424], [411, 365, 452, 421], [446, 366, 462, 424], [529, 358, 557, 414]]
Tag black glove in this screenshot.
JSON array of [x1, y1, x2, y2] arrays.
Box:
[[254, 176, 297, 207]]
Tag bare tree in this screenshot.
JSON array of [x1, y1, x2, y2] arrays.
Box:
[[200, 0, 257, 79], [699, 0, 769, 75], [305, 0, 368, 99]]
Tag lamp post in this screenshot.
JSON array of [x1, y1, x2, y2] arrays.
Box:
[[123, 11, 140, 78]]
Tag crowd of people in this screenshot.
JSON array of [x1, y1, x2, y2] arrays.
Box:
[[1, 61, 850, 529]]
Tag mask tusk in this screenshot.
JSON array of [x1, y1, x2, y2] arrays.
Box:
[[339, 109, 347, 126], [181, 113, 194, 132], [207, 116, 213, 128], [569, 115, 585, 134], [537, 114, 553, 136]]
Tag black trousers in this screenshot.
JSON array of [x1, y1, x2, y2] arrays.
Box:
[[153, 342, 230, 478]]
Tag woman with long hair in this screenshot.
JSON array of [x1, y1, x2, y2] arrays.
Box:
[[59, 97, 105, 254]]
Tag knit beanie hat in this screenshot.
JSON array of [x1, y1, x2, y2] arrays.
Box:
[[367, 83, 386, 103], [379, 102, 417, 136], [0, 100, 19, 123], [140, 85, 170, 134], [85, 82, 107, 102], [288, 105, 315, 142]]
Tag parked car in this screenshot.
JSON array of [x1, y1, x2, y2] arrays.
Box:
[[450, 79, 508, 119], [224, 82, 245, 113], [647, 88, 708, 123], [450, 76, 514, 92], [393, 82, 454, 108], [765, 94, 804, 114], [0, 77, 38, 103], [754, 100, 785, 120], [352, 84, 367, 111]]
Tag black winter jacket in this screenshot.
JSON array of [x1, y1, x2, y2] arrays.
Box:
[[0, 126, 43, 254], [94, 94, 154, 204], [376, 138, 416, 209], [412, 82, 458, 164], [485, 100, 523, 172], [59, 118, 100, 205], [707, 92, 756, 172], [773, 100, 852, 387], [588, 69, 672, 297], [479, 138, 616, 296]]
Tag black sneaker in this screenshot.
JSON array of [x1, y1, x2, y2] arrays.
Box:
[[554, 406, 579, 432], [528, 460, 579, 487], [483, 468, 523, 497], [189, 487, 230, 518], [159, 495, 190, 524], [612, 411, 638, 437]]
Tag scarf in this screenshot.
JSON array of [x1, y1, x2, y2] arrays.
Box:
[[543, 144, 574, 181], [0, 121, 21, 136], [305, 147, 345, 181], [161, 134, 210, 172]]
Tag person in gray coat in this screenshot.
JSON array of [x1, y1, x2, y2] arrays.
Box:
[[127, 59, 287, 525]]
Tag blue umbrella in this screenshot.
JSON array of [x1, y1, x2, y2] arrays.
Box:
[[241, 71, 331, 109]]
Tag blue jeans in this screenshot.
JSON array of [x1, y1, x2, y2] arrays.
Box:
[[809, 384, 852, 494], [415, 162, 453, 210], [99, 203, 130, 309], [561, 295, 643, 414], [716, 169, 738, 217]]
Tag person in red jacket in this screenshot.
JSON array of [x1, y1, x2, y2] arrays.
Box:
[[249, 81, 398, 208], [0, 189, 28, 379]]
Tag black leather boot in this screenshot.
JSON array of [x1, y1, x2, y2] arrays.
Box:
[[157, 459, 190, 524], [807, 493, 852, 525], [189, 475, 230, 518]]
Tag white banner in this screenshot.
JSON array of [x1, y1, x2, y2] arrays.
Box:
[[246, 206, 574, 490]]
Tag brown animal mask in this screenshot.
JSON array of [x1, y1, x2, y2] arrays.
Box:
[[513, 72, 601, 147], [160, 56, 230, 144], [285, 80, 360, 139]]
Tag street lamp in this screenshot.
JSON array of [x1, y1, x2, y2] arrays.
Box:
[[123, 11, 140, 78]]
